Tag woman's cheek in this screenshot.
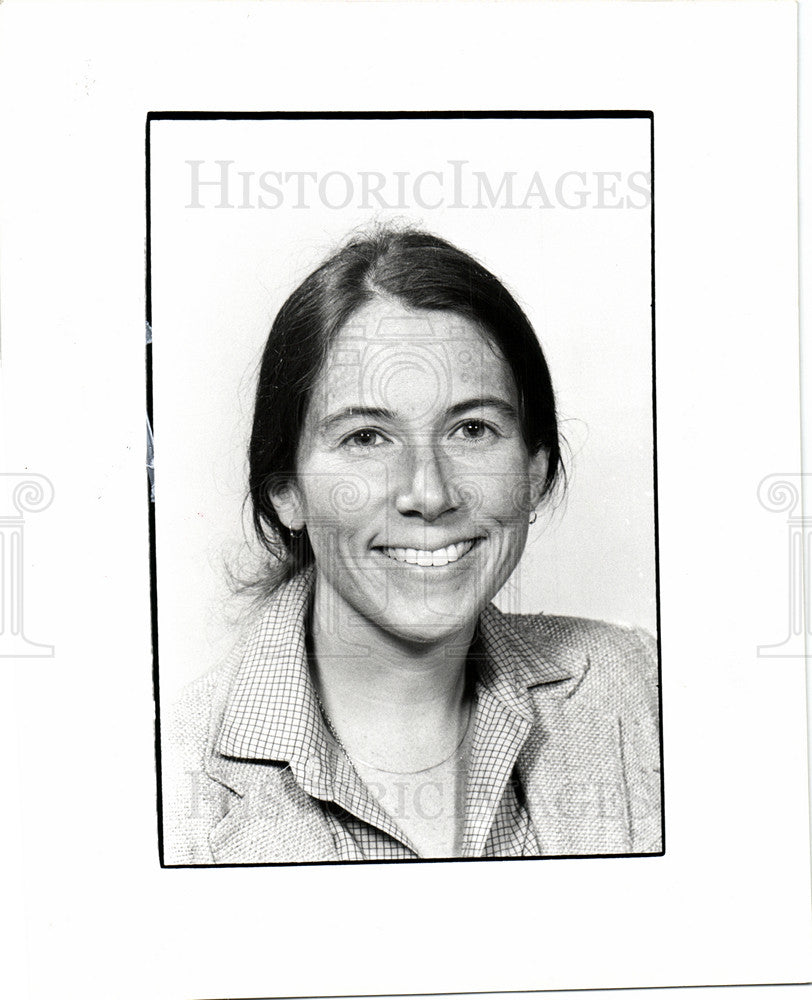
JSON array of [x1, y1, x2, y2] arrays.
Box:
[[480, 470, 534, 524], [300, 453, 387, 529]]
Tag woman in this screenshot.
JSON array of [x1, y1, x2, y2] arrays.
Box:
[[163, 227, 661, 863]]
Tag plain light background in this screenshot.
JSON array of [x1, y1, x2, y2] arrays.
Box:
[[149, 116, 655, 697], [0, 2, 810, 1000]]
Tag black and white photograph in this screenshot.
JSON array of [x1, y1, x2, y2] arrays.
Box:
[[148, 114, 661, 864]]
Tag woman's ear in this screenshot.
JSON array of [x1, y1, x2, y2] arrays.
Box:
[[528, 448, 550, 510], [268, 480, 305, 533]]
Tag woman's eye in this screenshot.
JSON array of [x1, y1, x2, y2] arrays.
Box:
[[453, 419, 495, 441], [342, 428, 385, 448]]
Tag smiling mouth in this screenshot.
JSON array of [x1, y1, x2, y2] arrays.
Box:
[[376, 539, 479, 568]]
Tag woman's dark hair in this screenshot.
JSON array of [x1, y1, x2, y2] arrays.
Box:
[[248, 226, 564, 581]]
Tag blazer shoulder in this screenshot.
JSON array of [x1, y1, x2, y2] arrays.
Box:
[[165, 635, 247, 753], [505, 612, 662, 854], [502, 610, 659, 708], [506, 609, 656, 661], [161, 637, 248, 865]]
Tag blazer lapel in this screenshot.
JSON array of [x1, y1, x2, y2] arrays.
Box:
[[480, 604, 632, 855], [519, 686, 631, 856], [207, 756, 340, 864]]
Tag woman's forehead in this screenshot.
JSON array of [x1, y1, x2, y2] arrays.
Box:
[[335, 298, 473, 345], [312, 300, 517, 415]]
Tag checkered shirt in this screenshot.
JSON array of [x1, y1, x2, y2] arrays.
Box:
[[217, 569, 543, 860]]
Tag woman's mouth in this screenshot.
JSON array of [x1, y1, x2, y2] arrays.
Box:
[[377, 539, 479, 568]]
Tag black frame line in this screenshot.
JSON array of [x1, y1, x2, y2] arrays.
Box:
[[148, 110, 652, 121], [145, 114, 163, 867], [146, 109, 663, 872]]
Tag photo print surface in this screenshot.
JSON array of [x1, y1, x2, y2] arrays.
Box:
[[147, 113, 660, 866]]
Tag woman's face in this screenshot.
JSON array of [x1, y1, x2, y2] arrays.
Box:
[[272, 297, 548, 646]]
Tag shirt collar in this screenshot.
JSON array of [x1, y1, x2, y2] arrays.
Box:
[[216, 570, 581, 780], [216, 566, 338, 798], [475, 603, 579, 720]]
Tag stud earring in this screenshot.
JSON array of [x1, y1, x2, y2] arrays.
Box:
[[289, 526, 304, 539], [529, 510, 537, 525]]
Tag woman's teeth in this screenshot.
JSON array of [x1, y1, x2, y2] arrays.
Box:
[[380, 540, 476, 567]]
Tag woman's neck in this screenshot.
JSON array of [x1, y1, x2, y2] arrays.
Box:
[[308, 576, 476, 772]]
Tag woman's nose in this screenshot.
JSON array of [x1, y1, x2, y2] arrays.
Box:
[[394, 444, 459, 521]]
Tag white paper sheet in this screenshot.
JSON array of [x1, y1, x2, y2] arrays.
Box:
[[0, 2, 809, 998]]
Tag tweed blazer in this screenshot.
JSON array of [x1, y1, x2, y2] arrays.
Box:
[[162, 576, 662, 865]]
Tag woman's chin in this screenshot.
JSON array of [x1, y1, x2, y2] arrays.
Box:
[[371, 602, 480, 648]]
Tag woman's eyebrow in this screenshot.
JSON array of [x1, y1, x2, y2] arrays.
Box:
[[318, 405, 395, 432], [446, 396, 519, 421]]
